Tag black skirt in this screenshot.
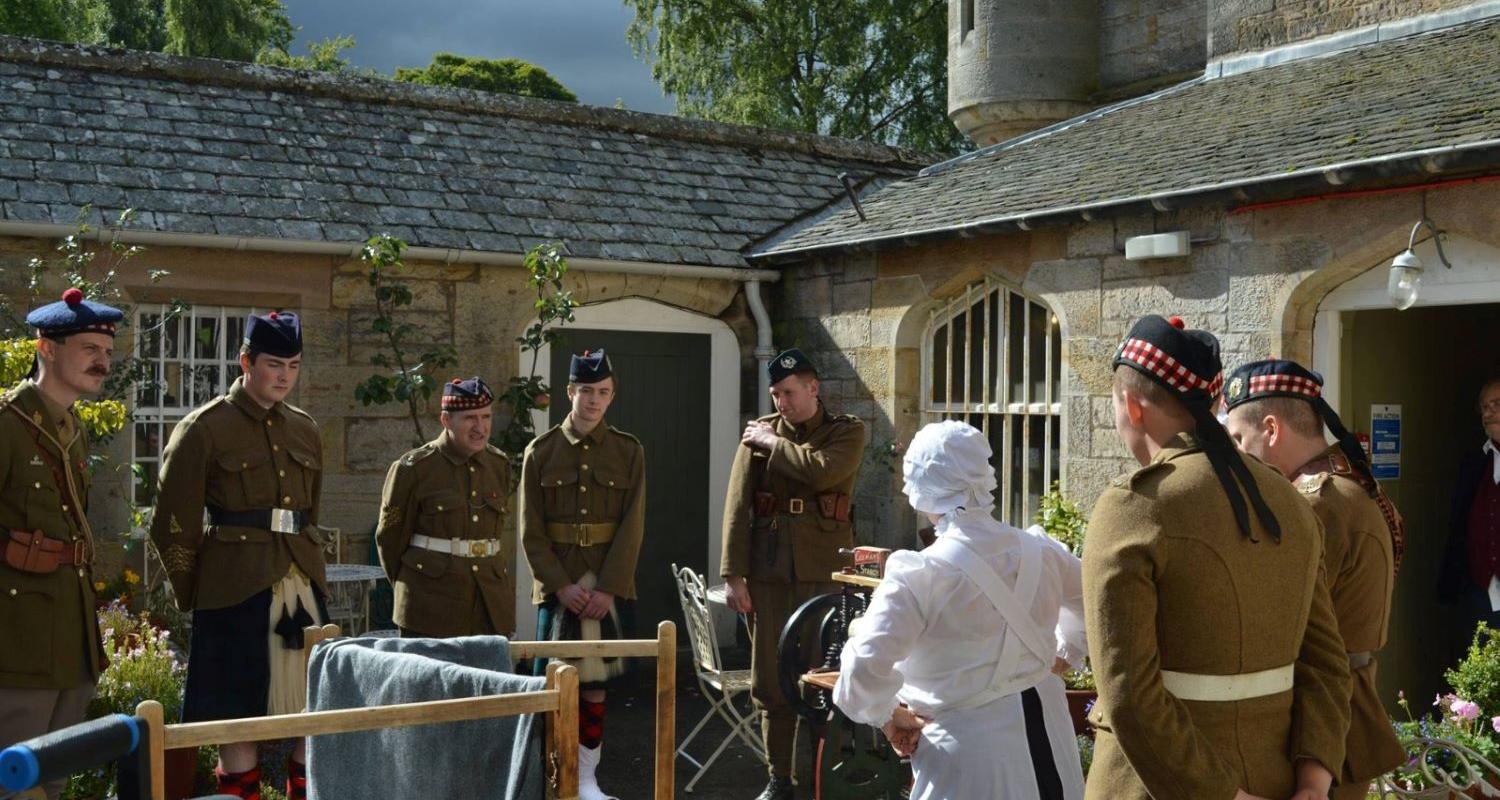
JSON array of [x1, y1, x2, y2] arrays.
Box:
[[181, 587, 328, 723]]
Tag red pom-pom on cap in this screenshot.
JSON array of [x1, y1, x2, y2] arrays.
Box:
[[450, 377, 462, 385], [1167, 316, 1186, 329], [62, 287, 84, 307], [268, 311, 279, 320]]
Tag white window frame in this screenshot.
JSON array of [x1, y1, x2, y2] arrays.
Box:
[[919, 277, 1062, 524], [130, 303, 258, 505]]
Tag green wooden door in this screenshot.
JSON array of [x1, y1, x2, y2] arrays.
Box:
[[549, 329, 712, 637]]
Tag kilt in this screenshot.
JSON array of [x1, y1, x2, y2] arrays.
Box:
[[182, 585, 328, 723], [531, 593, 635, 690]]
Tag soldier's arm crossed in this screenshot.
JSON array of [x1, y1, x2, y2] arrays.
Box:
[[374, 459, 417, 583], [519, 443, 587, 614], [586, 442, 646, 620], [760, 418, 865, 490], [149, 420, 210, 610]]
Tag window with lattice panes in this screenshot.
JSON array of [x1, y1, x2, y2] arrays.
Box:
[[921, 279, 1062, 524], [132, 305, 257, 505]]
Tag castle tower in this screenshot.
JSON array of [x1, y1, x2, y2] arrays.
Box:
[[947, 0, 1099, 146]]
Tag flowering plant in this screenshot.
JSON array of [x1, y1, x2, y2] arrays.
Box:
[[63, 601, 187, 800], [1387, 690, 1500, 792], [92, 567, 142, 609]]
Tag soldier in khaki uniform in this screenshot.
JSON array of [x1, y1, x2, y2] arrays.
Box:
[[0, 289, 120, 800], [376, 376, 515, 637], [1083, 315, 1350, 800], [1223, 359, 1407, 799], [721, 348, 865, 800], [520, 349, 645, 800], [150, 311, 325, 800]]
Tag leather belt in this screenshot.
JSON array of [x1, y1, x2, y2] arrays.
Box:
[[1161, 664, 1294, 702], [9, 531, 86, 566], [782, 498, 807, 515], [1347, 651, 1374, 670], [410, 535, 502, 558], [207, 507, 307, 535], [545, 522, 617, 547]]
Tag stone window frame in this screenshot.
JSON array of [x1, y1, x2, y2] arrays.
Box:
[[920, 277, 1062, 523], [130, 303, 258, 505]]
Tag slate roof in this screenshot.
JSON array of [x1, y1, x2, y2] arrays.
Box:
[[0, 37, 925, 268], [750, 15, 1500, 259]]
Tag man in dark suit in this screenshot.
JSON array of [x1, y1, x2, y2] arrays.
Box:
[[1439, 377, 1500, 643]]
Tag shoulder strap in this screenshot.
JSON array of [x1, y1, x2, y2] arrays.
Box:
[[927, 536, 1054, 664]]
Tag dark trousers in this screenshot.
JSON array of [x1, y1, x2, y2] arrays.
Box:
[[747, 579, 838, 780]]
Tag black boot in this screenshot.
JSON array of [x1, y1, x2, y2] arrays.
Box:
[[754, 776, 793, 800]]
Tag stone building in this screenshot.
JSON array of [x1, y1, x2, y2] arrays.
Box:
[[754, 1, 1500, 703], [0, 36, 922, 636]]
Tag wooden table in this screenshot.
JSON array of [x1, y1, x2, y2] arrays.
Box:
[[831, 571, 881, 590]]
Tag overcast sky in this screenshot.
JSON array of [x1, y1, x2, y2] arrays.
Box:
[[284, 0, 676, 114]]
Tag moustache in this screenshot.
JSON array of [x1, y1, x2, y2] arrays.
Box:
[[86, 367, 109, 377]]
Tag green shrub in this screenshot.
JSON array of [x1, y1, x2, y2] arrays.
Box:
[[1035, 481, 1086, 557], [1446, 622, 1500, 717]]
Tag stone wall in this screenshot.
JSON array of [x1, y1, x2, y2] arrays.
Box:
[[780, 180, 1500, 533], [1208, 0, 1477, 58], [1100, 0, 1208, 94]]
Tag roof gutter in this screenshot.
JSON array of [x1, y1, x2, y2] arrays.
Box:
[[0, 221, 782, 282], [748, 136, 1500, 263]]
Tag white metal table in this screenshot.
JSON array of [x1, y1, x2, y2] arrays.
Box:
[[325, 563, 386, 636]]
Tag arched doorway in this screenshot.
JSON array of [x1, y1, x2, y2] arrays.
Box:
[[1310, 234, 1500, 708]]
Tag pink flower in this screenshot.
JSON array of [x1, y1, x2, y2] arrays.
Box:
[[1491, 716, 1500, 734], [1451, 699, 1481, 721]]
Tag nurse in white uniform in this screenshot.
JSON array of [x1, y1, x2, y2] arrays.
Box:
[[834, 420, 1087, 800]]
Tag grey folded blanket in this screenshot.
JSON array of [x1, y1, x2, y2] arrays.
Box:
[[306, 635, 547, 800]]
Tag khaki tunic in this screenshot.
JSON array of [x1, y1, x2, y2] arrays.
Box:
[[719, 406, 865, 776], [1294, 447, 1406, 790], [720, 408, 866, 583], [375, 431, 515, 636], [0, 381, 102, 689], [150, 377, 326, 611], [1083, 434, 1350, 800], [519, 415, 645, 604]]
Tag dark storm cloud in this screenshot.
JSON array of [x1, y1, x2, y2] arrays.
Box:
[[284, 0, 675, 114]]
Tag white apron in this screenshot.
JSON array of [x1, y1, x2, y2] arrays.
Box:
[[915, 536, 1085, 800]]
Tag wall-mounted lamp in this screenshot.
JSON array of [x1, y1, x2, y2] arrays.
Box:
[[1388, 218, 1453, 310]]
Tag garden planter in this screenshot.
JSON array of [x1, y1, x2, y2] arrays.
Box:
[[1065, 689, 1096, 736]]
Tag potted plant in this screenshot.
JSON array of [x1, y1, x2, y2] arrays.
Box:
[[1035, 483, 1094, 734]]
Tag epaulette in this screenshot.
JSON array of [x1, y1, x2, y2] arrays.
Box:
[[281, 401, 317, 423], [400, 443, 439, 467], [607, 425, 641, 445], [1110, 458, 1171, 490], [1296, 471, 1332, 496]]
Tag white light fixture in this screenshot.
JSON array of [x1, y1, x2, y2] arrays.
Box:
[[1124, 231, 1190, 260], [1387, 218, 1452, 310]]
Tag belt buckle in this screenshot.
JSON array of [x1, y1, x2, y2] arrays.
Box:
[[73, 539, 85, 566], [270, 508, 297, 535], [788, 498, 804, 515], [469, 540, 489, 558], [576, 524, 592, 547]]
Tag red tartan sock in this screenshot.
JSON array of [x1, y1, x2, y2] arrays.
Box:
[[214, 765, 262, 800], [579, 698, 606, 749], [286, 757, 308, 800]]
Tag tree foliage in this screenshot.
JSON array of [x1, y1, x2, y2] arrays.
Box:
[[163, 0, 291, 61], [255, 34, 364, 74], [624, 0, 963, 155], [395, 53, 577, 102]]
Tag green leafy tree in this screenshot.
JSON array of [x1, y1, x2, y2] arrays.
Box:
[[395, 53, 577, 102], [255, 34, 366, 75], [163, 0, 291, 61], [81, 0, 168, 51], [0, 0, 74, 41], [624, 0, 962, 154]]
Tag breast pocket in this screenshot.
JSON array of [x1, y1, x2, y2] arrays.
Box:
[[416, 491, 464, 537], [216, 449, 274, 507], [480, 495, 508, 538], [285, 448, 321, 506], [24, 477, 63, 533], [589, 468, 629, 519], [540, 470, 579, 517]]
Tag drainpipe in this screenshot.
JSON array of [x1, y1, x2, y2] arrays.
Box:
[[744, 278, 775, 416]]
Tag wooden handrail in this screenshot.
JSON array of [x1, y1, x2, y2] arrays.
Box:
[[135, 620, 678, 800]]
